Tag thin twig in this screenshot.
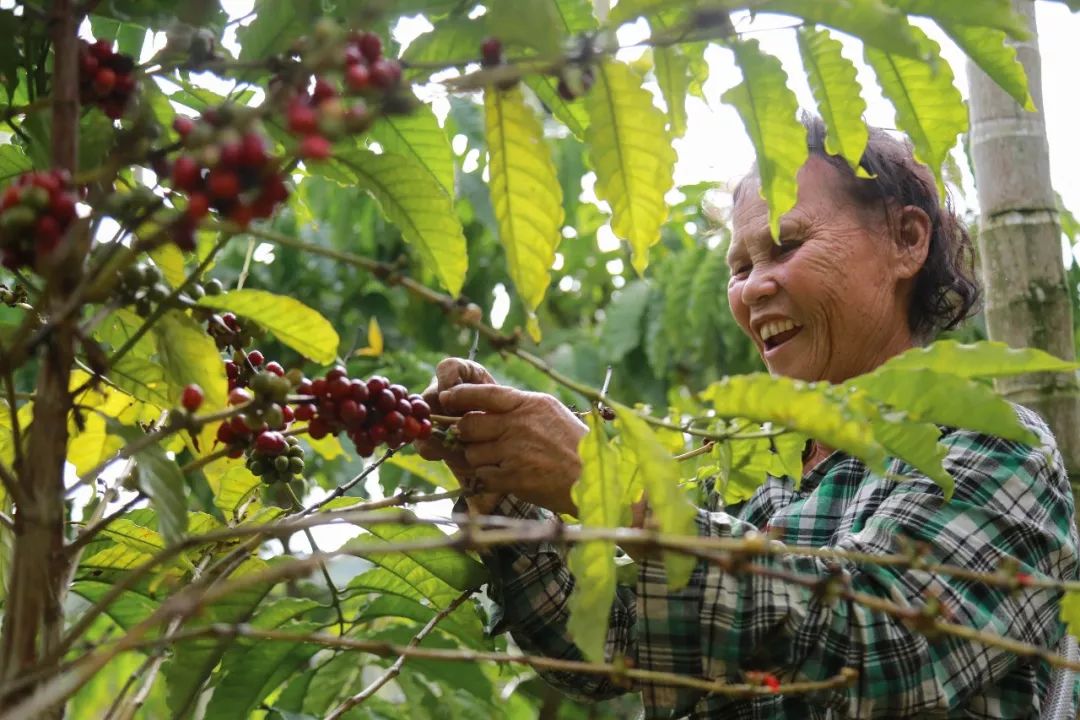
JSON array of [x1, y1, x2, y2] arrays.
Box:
[[324, 589, 475, 718], [300, 448, 399, 516]]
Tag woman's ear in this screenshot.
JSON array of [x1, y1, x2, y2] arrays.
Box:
[[895, 205, 932, 280]]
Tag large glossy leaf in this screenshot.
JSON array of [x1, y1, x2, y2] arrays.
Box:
[[130, 436, 189, 544], [328, 149, 468, 296], [206, 462, 261, 518], [109, 355, 172, 409], [402, 15, 487, 66], [0, 144, 31, 183], [796, 26, 869, 174], [484, 84, 565, 312], [586, 61, 676, 274], [70, 580, 160, 631], [369, 105, 456, 197], [613, 406, 697, 586], [879, 340, 1078, 378], [942, 24, 1032, 110], [152, 310, 228, 412], [864, 24, 968, 195], [654, 46, 691, 137], [527, 75, 590, 139], [723, 39, 809, 239], [487, 0, 563, 56], [237, 0, 311, 61], [567, 413, 622, 663], [884, 0, 1029, 37], [758, 0, 923, 57], [197, 289, 339, 365], [701, 374, 887, 472]]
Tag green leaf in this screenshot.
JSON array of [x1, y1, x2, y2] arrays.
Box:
[[197, 289, 339, 365], [796, 26, 870, 174], [654, 47, 691, 137], [526, 75, 590, 139], [328, 149, 468, 296], [879, 340, 1078, 378], [369, 105, 456, 198], [848, 368, 1038, 446], [939, 23, 1033, 110], [864, 24, 968, 196], [206, 462, 261, 518], [701, 374, 887, 472], [1062, 590, 1080, 641], [152, 310, 228, 412], [484, 84, 565, 313], [586, 61, 676, 274], [758, 0, 923, 57], [402, 15, 487, 66], [613, 406, 697, 586], [148, 242, 188, 289], [70, 580, 159, 631], [385, 451, 459, 490], [0, 144, 31, 183], [884, 0, 1029, 38], [109, 356, 172, 409], [488, 0, 563, 56], [567, 413, 622, 662], [237, 0, 312, 62], [599, 279, 651, 363], [723, 39, 809, 239], [130, 436, 188, 544], [871, 414, 952, 498]]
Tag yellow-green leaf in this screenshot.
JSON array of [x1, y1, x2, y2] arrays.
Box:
[[586, 61, 676, 274], [1062, 590, 1080, 641], [879, 340, 1078, 379], [613, 405, 697, 587], [152, 310, 228, 412], [369, 104, 456, 197], [485, 84, 565, 312], [759, 0, 923, 57], [386, 452, 459, 490], [884, 0, 1029, 38], [567, 413, 622, 663], [353, 315, 383, 358], [332, 149, 467, 296], [702, 374, 887, 472], [109, 355, 172, 410], [654, 46, 690, 138], [864, 24, 968, 196], [723, 39, 809, 239], [102, 518, 165, 554], [939, 23, 1034, 110], [148, 243, 187, 289], [797, 26, 870, 175], [526, 75, 590, 139], [305, 432, 345, 461], [198, 289, 339, 365], [67, 410, 109, 478], [206, 462, 262, 519], [488, 0, 563, 56]]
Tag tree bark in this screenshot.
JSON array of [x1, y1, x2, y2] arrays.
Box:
[[967, 0, 1080, 479], [0, 1, 81, 715]]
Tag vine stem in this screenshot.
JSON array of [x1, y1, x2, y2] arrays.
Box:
[[325, 589, 476, 719]]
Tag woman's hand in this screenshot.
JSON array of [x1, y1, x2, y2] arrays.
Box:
[[412, 358, 505, 514], [439, 384, 587, 516]]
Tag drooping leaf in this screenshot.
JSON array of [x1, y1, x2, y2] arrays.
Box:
[[567, 412, 622, 662], [586, 61, 676, 274], [402, 15, 487, 66], [487, 0, 564, 56], [526, 75, 590, 139], [70, 580, 160, 631], [206, 462, 261, 518], [796, 26, 870, 174], [701, 374, 887, 472], [328, 149, 468, 296], [197, 289, 339, 365], [130, 436, 189, 544], [654, 46, 691, 137], [484, 84, 565, 313], [0, 144, 31, 183], [879, 340, 1078, 379], [613, 406, 697, 586], [723, 39, 809, 239], [385, 452, 459, 490], [884, 0, 1029, 38], [599, 279, 651, 363], [67, 410, 109, 478], [369, 105, 456, 197], [758, 0, 923, 57], [939, 23, 1034, 110], [864, 24, 968, 196]]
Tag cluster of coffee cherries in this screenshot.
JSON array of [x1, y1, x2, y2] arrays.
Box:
[[167, 115, 289, 248], [207, 312, 255, 352], [247, 434, 306, 484], [215, 358, 295, 444], [294, 367, 433, 457], [282, 27, 402, 160], [0, 170, 79, 271], [478, 36, 593, 100], [79, 39, 137, 119], [116, 263, 225, 317], [225, 348, 283, 392]]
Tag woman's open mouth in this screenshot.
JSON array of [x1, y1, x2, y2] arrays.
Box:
[[760, 319, 803, 351]]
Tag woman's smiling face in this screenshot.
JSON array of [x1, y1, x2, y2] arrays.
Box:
[[726, 156, 930, 383]]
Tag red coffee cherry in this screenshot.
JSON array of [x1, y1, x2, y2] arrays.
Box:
[[181, 384, 204, 412]]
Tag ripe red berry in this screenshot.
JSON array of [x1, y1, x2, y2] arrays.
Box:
[[375, 389, 396, 414], [358, 32, 382, 63], [312, 77, 338, 104], [345, 63, 371, 92], [308, 417, 331, 440], [281, 404, 295, 423], [229, 203, 254, 228], [247, 350, 265, 367], [389, 384, 407, 400], [216, 422, 236, 445], [402, 415, 421, 441], [383, 410, 405, 430], [187, 192, 210, 220], [349, 380, 369, 403], [329, 377, 352, 401], [299, 135, 332, 161], [343, 44, 365, 66], [395, 398, 412, 417], [35, 215, 61, 248], [368, 424, 387, 445], [480, 37, 502, 66], [327, 366, 348, 382], [367, 376, 388, 395], [171, 156, 201, 192], [287, 102, 319, 136], [417, 418, 433, 440], [229, 416, 250, 435], [386, 429, 405, 449], [181, 384, 204, 412], [256, 430, 287, 455], [354, 440, 375, 457], [80, 52, 99, 77], [294, 403, 316, 421], [410, 399, 430, 420], [222, 312, 240, 330], [239, 133, 267, 167], [173, 116, 195, 137], [92, 39, 113, 59], [370, 59, 401, 89], [219, 140, 242, 168], [265, 361, 285, 377], [297, 379, 314, 395], [311, 378, 328, 397], [229, 387, 253, 405], [2, 185, 21, 210], [93, 68, 116, 96], [225, 360, 240, 379], [227, 446, 245, 458], [207, 168, 240, 200], [340, 399, 365, 425]]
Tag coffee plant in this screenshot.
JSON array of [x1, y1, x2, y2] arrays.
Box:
[[0, 0, 1077, 718]]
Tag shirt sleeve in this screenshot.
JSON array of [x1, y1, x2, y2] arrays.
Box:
[[636, 422, 1080, 718], [473, 495, 638, 703]]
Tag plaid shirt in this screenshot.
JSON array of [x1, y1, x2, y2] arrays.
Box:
[[478, 405, 1079, 718]]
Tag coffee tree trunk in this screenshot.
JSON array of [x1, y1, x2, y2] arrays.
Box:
[[0, 1, 81, 715], [967, 0, 1080, 482]]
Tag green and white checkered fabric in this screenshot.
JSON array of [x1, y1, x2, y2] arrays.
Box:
[[479, 405, 1079, 719]]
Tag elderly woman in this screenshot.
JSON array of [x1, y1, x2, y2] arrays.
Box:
[[415, 118, 1079, 719]]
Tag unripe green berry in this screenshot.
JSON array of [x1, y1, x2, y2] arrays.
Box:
[[288, 456, 305, 473], [274, 455, 290, 473], [249, 460, 266, 476], [204, 278, 224, 295]]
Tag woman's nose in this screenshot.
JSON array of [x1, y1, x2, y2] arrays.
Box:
[[740, 266, 779, 306]]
